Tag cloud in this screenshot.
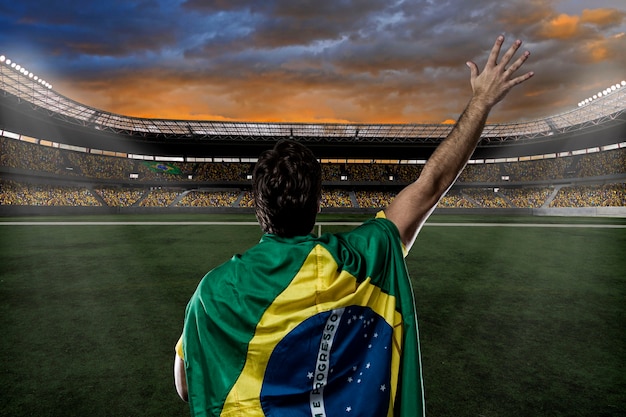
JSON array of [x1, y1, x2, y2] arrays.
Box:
[[533, 7, 626, 41], [2, 0, 624, 124], [581, 8, 626, 27]]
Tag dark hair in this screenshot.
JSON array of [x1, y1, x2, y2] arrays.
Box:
[[252, 140, 322, 237]]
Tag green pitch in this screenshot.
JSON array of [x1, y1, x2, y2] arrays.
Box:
[[0, 214, 624, 416]]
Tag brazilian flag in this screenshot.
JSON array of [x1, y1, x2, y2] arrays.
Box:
[[180, 214, 424, 417], [142, 161, 182, 175]]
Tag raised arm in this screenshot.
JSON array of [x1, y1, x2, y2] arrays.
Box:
[[384, 36, 534, 251]]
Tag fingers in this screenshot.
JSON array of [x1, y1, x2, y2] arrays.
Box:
[[486, 35, 505, 67], [466, 60, 479, 80], [469, 35, 533, 107], [492, 36, 532, 83], [508, 69, 535, 87], [499, 39, 523, 70]]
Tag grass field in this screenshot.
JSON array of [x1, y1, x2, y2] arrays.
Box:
[[1, 213, 625, 416]]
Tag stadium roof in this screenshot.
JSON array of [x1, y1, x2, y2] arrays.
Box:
[[1, 55, 625, 160]]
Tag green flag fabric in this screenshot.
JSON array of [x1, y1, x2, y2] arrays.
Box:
[[142, 161, 182, 175], [181, 215, 425, 417]]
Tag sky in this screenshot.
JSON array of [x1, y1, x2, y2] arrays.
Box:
[[0, 0, 625, 124]]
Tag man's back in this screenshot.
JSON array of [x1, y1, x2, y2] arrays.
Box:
[[181, 216, 423, 416]]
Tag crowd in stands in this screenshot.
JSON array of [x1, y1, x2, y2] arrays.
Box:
[[0, 180, 100, 206], [238, 191, 254, 208], [577, 150, 625, 178], [458, 163, 501, 183], [1, 137, 76, 176], [1, 135, 625, 210], [463, 188, 509, 208], [436, 192, 475, 208], [66, 152, 131, 180], [394, 165, 423, 182], [2, 179, 625, 209], [321, 189, 353, 208], [93, 187, 144, 207], [322, 165, 342, 181], [355, 191, 395, 208], [177, 191, 240, 207], [2, 136, 625, 184], [550, 183, 626, 208], [193, 163, 252, 182], [499, 187, 553, 208], [346, 164, 390, 182], [501, 158, 573, 182], [138, 189, 181, 207]]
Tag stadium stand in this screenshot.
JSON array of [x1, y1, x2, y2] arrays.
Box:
[[1, 134, 625, 212], [0, 180, 101, 206], [93, 186, 144, 207], [499, 187, 553, 209], [177, 191, 240, 207], [1, 56, 625, 215], [549, 183, 626, 208]]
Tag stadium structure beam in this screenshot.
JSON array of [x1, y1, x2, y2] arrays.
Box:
[[1, 58, 625, 160]]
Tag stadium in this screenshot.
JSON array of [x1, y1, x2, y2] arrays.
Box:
[[1, 53, 625, 417], [0, 53, 625, 216]]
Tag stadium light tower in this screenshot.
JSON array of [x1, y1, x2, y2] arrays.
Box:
[[1, 54, 52, 89], [578, 79, 626, 107]]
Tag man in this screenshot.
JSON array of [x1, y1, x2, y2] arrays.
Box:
[[175, 35, 533, 416]]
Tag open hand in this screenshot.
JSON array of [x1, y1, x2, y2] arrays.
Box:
[[466, 36, 534, 109]]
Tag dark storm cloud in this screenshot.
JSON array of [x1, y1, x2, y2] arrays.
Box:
[[1, 1, 179, 57]]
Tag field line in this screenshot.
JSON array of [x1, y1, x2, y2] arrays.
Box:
[[0, 221, 624, 228]]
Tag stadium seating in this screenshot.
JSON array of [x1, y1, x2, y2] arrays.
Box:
[[1, 136, 624, 209]]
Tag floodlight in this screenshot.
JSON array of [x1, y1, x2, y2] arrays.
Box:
[[10, 62, 15, 68], [611, 86, 616, 91], [0, 55, 4, 62], [15, 64, 20, 71], [28, 73, 33, 78], [5, 59, 11, 65], [622, 81, 626, 86]]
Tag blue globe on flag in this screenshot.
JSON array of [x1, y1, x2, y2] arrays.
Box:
[[261, 305, 392, 416]]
